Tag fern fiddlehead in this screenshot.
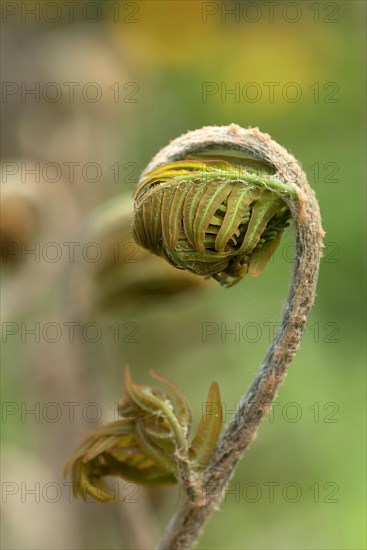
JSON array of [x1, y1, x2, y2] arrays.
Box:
[[132, 124, 324, 550]]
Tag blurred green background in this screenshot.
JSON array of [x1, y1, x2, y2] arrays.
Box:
[[1, 1, 365, 549]]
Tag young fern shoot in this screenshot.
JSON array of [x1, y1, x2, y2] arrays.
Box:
[[64, 124, 323, 550], [132, 124, 324, 549]]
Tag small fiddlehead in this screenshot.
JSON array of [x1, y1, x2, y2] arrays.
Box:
[[64, 367, 222, 502]]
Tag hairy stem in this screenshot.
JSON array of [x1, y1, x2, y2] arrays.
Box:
[[156, 157, 324, 549]]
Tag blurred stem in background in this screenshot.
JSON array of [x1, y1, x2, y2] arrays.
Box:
[[64, 194, 209, 548]]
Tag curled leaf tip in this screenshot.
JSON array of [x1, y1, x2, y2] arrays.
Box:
[[64, 369, 222, 502]]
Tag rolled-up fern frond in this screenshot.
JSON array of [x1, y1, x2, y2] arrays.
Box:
[[132, 125, 300, 287]]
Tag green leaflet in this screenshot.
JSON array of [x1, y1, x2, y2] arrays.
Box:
[[123, 366, 166, 415], [189, 382, 222, 470], [192, 180, 232, 254], [104, 454, 177, 487], [135, 423, 177, 474], [248, 234, 282, 276], [215, 184, 257, 252], [238, 191, 284, 254], [183, 181, 208, 250]]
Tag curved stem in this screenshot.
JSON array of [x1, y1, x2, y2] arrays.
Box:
[[156, 182, 324, 549]]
